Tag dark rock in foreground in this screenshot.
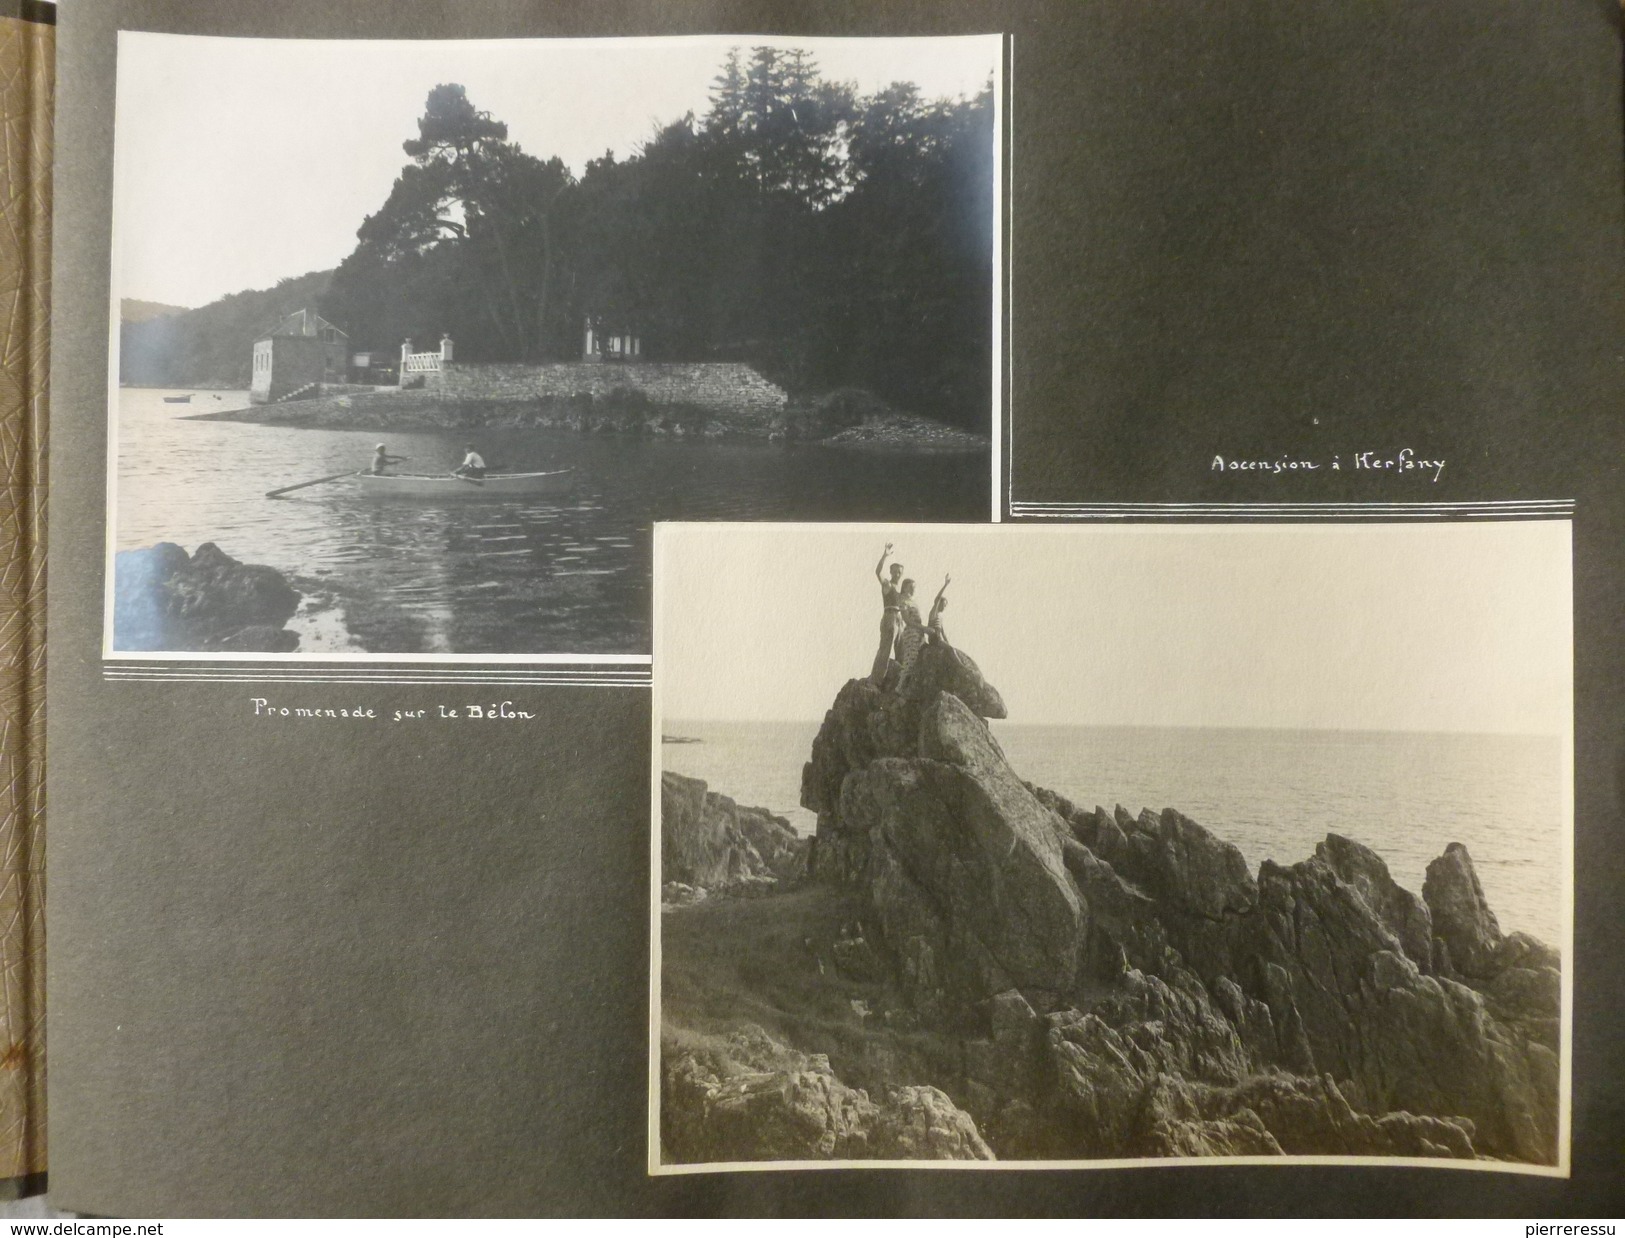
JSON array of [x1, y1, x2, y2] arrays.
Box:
[[692, 643, 1562, 1166], [113, 542, 301, 652], [661, 771, 809, 900]]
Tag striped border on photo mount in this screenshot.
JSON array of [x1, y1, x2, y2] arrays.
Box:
[[102, 663, 651, 687], [1009, 500, 1575, 521]]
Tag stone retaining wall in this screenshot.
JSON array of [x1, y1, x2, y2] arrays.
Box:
[[429, 361, 787, 419]]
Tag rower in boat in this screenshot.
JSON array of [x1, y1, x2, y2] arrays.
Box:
[[371, 443, 408, 475], [453, 443, 487, 480]]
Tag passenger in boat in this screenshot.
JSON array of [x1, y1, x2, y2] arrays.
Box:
[[370, 444, 407, 474], [453, 443, 487, 480], [869, 543, 905, 686]]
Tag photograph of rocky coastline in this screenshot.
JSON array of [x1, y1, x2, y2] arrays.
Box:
[[109, 33, 1000, 656], [653, 522, 1571, 1170]]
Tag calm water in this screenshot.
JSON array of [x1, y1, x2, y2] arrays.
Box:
[[115, 389, 988, 654], [663, 720, 1564, 943]]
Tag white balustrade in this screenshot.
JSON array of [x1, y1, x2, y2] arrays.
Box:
[[398, 336, 453, 384]]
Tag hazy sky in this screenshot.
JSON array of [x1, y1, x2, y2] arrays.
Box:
[[113, 32, 1001, 309], [656, 522, 1572, 734]]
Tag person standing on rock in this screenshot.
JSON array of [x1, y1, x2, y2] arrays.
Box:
[[370, 444, 407, 475], [870, 543, 905, 685], [896, 575, 951, 693], [892, 579, 929, 683]]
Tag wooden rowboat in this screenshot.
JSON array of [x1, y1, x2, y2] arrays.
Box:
[[352, 469, 575, 499]]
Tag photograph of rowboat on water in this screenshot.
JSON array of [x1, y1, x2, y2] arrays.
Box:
[[107, 32, 1002, 657], [651, 521, 1572, 1173]]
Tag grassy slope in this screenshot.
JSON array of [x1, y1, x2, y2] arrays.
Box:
[[660, 884, 965, 1101]]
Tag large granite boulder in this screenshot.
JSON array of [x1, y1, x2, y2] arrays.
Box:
[[806, 679, 1082, 1011], [113, 542, 301, 652], [900, 641, 1007, 718]]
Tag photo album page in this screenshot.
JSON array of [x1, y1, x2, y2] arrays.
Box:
[[41, 0, 1623, 1218]]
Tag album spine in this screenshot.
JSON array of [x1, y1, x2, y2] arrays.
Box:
[[0, 0, 54, 1194]]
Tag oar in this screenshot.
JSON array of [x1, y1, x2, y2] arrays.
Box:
[[265, 471, 357, 499]]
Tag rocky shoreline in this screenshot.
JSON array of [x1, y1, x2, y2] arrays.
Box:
[[660, 772, 809, 905], [185, 386, 989, 454], [659, 641, 1562, 1166]]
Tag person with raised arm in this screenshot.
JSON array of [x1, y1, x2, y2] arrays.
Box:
[[926, 573, 952, 647], [896, 574, 951, 693], [869, 543, 905, 686]]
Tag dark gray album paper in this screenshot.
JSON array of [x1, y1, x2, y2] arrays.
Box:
[[47, 0, 1625, 1217]]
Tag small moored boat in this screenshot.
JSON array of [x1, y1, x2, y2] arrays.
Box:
[[352, 469, 575, 499]]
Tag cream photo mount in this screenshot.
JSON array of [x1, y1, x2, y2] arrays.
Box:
[[104, 30, 1008, 664], [649, 519, 1574, 1175]]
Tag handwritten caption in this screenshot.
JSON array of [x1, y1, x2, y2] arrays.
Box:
[[1212, 449, 1445, 482], [250, 697, 534, 722]]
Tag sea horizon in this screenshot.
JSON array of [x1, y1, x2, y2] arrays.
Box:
[[667, 717, 1565, 741], [662, 716, 1566, 945]]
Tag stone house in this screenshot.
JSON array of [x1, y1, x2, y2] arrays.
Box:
[[249, 308, 350, 403]]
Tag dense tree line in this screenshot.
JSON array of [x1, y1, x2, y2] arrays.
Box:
[[321, 50, 995, 428]]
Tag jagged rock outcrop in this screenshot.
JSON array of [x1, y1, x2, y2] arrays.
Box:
[[1424, 841, 1504, 978], [661, 771, 809, 900], [113, 542, 301, 652], [661, 1024, 993, 1162], [1317, 833, 1434, 967], [795, 647, 1562, 1164]]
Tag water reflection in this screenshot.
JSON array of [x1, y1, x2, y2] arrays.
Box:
[[115, 389, 988, 654]]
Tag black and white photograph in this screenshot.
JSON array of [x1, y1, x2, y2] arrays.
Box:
[[652, 521, 1572, 1171], [107, 32, 1001, 658]]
